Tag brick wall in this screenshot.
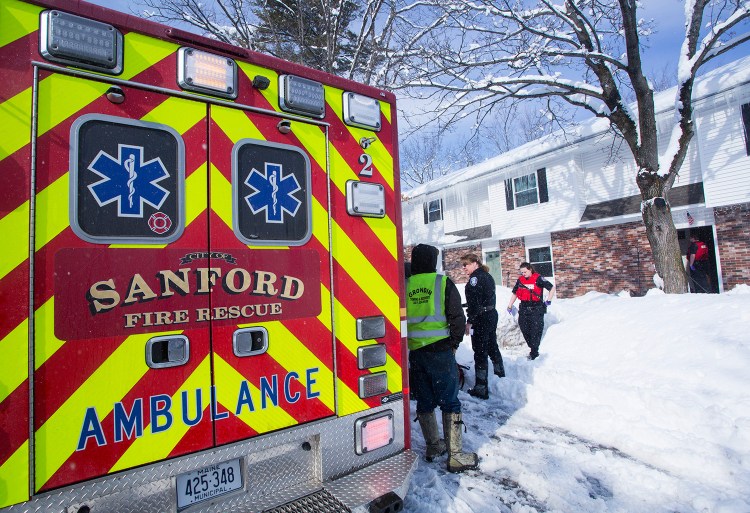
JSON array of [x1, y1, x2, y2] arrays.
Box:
[[442, 244, 482, 283], [714, 202, 750, 291], [551, 221, 654, 298], [499, 238, 525, 288]]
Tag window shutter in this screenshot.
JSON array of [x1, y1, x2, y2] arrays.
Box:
[[504, 179, 514, 211], [439, 199, 444, 220], [423, 202, 428, 224], [742, 103, 750, 156], [537, 168, 548, 203]]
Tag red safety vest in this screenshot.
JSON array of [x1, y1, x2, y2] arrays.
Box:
[[694, 241, 708, 261], [516, 273, 543, 302]]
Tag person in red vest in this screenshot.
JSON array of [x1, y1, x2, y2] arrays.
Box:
[[506, 262, 556, 360], [687, 234, 710, 293]]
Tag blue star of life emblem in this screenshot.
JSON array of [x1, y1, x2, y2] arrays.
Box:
[[244, 162, 302, 223], [87, 144, 170, 218]]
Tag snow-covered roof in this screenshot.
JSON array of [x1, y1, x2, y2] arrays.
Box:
[[404, 54, 750, 199]]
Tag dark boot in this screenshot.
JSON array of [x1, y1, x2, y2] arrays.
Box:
[[468, 367, 488, 399], [492, 357, 505, 378], [442, 412, 479, 473], [417, 411, 446, 462]]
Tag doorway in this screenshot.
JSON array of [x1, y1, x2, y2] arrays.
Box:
[[678, 225, 719, 293]]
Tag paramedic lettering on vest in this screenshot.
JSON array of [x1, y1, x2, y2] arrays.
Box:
[[461, 253, 505, 400], [687, 234, 710, 293], [506, 262, 556, 360], [406, 244, 479, 473]]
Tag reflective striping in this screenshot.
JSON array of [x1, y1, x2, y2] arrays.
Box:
[[407, 329, 450, 339], [34, 173, 69, 251], [210, 166, 234, 229], [406, 315, 448, 323], [262, 321, 336, 412], [119, 33, 177, 80], [109, 355, 211, 472], [210, 104, 265, 142], [0, 319, 28, 403], [0, 441, 29, 507], [380, 101, 392, 124], [331, 217, 399, 328], [0, 0, 39, 48], [33, 299, 64, 370], [0, 201, 29, 280], [34, 332, 156, 489], [28, 34, 174, 154], [186, 163, 208, 225], [214, 356, 297, 433], [140, 96, 206, 134], [0, 89, 32, 161], [236, 62, 280, 112], [336, 377, 370, 414]]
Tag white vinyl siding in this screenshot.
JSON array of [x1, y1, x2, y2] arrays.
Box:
[[696, 88, 750, 207], [488, 154, 582, 239]]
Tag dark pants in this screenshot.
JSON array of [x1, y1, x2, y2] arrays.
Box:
[[409, 347, 461, 414], [518, 303, 545, 358], [690, 261, 710, 293], [471, 310, 503, 375]]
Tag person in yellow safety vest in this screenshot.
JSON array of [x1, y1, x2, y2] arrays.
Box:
[[406, 244, 479, 473]]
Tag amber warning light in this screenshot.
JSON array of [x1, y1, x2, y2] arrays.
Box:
[[178, 47, 238, 99]]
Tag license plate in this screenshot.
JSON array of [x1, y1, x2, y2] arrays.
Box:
[[176, 459, 243, 509]]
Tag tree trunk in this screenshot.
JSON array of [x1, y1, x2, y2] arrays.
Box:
[[639, 183, 688, 294]]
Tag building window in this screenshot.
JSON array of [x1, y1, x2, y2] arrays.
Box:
[[423, 198, 443, 223], [513, 173, 539, 207], [742, 103, 750, 156], [505, 168, 548, 211], [528, 246, 553, 277]]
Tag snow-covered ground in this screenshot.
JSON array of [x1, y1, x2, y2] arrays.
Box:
[[404, 285, 750, 513]]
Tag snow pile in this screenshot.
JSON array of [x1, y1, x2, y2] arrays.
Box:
[[405, 287, 750, 513]]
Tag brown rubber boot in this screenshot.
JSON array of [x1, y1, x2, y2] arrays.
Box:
[[442, 412, 479, 473], [417, 411, 446, 462]]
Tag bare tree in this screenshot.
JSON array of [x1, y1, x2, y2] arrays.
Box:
[[396, 0, 750, 293], [135, 0, 422, 85]]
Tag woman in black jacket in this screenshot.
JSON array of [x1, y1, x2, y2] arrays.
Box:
[[461, 253, 505, 400]]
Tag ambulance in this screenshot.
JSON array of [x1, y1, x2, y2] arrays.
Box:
[[0, 0, 415, 511]]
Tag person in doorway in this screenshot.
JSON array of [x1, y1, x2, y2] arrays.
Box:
[[461, 253, 504, 400], [406, 244, 479, 473], [687, 234, 710, 293], [506, 262, 556, 360]]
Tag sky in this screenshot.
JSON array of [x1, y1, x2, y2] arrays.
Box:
[[403, 282, 750, 513]]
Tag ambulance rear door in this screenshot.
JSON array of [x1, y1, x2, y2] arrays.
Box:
[[207, 105, 336, 445], [32, 72, 214, 492]]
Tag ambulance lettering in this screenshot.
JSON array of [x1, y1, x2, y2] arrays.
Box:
[[76, 369, 320, 451]]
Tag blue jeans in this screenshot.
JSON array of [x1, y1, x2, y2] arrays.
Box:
[[409, 347, 461, 414]]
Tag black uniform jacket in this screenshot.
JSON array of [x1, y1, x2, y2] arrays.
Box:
[[465, 268, 496, 325]]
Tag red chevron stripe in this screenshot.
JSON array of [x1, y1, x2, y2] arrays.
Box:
[[0, 31, 36, 103], [0, 381, 29, 468], [0, 260, 29, 341]]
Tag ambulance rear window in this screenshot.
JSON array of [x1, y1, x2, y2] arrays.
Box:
[[231, 139, 312, 246], [70, 114, 185, 244]]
